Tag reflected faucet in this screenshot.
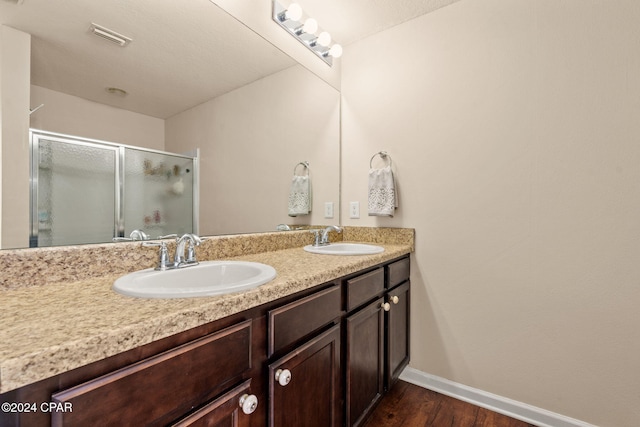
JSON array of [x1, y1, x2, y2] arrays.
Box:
[[113, 229, 150, 242], [130, 229, 150, 241], [174, 233, 203, 267]]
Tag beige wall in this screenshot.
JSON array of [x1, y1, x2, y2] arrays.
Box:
[[0, 26, 30, 249], [165, 64, 340, 236], [30, 85, 165, 150], [341, 1, 640, 426]]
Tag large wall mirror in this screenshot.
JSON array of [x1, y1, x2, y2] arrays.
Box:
[[0, 0, 340, 249]]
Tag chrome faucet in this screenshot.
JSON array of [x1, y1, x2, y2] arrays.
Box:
[[174, 233, 203, 267], [310, 226, 342, 247], [321, 225, 342, 245]]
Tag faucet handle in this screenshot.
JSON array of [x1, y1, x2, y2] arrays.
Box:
[[309, 229, 323, 247], [185, 235, 207, 263], [142, 241, 172, 270]]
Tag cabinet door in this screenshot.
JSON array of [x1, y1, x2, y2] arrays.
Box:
[[386, 281, 410, 389], [268, 324, 341, 427], [171, 379, 254, 427], [346, 297, 385, 427]]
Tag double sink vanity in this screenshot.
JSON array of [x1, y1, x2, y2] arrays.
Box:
[[0, 226, 413, 427]]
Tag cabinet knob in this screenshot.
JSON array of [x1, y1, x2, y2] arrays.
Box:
[[390, 295, 400, 304], [239, 394, 258, 415], [275, 368, 292, 386], [381, 302, 391, 312]]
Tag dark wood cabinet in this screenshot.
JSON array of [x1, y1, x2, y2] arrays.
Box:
[[268, 283, 342, 357], [345, 268, 384, 311], [386, 281, 410, 389], [266, 283, 343, 427], [51, 320, 254, 427], [344, 256, 411, 427], [268, 325, 342, 427], [345, 297, 385, 427], [0, 255, 410, 427]]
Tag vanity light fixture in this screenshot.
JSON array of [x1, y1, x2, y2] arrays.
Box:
[[273, 1, 342, 66], [89, 23, 132, 47]]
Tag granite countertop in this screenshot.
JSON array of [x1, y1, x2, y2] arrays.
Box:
[[0, 243, 411, 393]]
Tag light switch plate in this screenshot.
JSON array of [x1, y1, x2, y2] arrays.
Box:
[[349, 201, 360, 219], [324, 202, 334, 219]]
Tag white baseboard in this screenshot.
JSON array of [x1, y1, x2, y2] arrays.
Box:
[[399, 367, 596, 427]]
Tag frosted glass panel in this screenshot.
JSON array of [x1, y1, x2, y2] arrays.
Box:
[[123, 148, 195, 238], [36, 139, 117, 246]]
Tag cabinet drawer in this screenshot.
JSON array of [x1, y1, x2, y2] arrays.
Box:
[[51, 320, 252, 427], [346, 268, 384, 311], [387, 257, 410, 289], [268, 284, 342, 357]]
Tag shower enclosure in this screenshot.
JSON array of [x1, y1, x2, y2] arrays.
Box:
[[29, 130, 198, 247]]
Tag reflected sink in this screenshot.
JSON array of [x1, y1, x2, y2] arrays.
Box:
[[113, 261, 276, 299], [303, 243, 384, 256]]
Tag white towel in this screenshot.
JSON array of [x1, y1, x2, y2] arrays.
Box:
[[368, 165, 397, 217], [288, 175, 312, 216]]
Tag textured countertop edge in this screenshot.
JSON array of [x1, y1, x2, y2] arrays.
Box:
[[0, 244, 412, 394]]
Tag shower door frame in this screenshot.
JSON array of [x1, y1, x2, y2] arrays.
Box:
[[29, 129, 199, 247]]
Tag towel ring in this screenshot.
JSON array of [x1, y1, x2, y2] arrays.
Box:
[[370, 151, 392, 168], [293, 161, 310, 176]]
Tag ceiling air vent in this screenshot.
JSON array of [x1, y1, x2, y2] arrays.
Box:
[[89, 23, 132, 47]]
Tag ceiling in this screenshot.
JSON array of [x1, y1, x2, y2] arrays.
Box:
[[0, 0, 463, 119], [0, 0, 296, 119], [293, 0, 465, 45]]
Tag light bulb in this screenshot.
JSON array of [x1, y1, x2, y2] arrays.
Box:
[[303, 18, 318, 34], [285, 3, 302, 21], [317, 31, 331, 47], [329, 44, 343, 58]]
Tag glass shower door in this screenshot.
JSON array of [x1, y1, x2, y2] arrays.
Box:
[[31, 135, 118, 247], [123, 148, 195, 239]]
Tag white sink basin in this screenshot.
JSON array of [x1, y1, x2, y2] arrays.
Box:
[[303, 243, 384, 256], [113, 261, 276, 299]]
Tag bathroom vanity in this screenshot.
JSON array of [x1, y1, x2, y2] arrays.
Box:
[[0, 230, 412, 427]]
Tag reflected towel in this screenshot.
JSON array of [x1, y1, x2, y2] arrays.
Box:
[[288, 175, 312, 216], [368, 165, 397, 217]]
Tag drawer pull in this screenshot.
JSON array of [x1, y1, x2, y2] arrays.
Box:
[[390, 295, 400, 304], [239, 394, 258, 415], [381, 302, 391, 312], [275, 368, 292, 386]]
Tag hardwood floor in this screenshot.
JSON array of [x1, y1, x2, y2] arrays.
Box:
[[361, 381, 537, 427]]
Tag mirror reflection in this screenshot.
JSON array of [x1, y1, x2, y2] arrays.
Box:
[[30, 130, 198, 247], [0, 0, 340, 249]]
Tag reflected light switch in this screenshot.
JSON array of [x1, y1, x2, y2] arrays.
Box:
[[324, 202, 334, 219]]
